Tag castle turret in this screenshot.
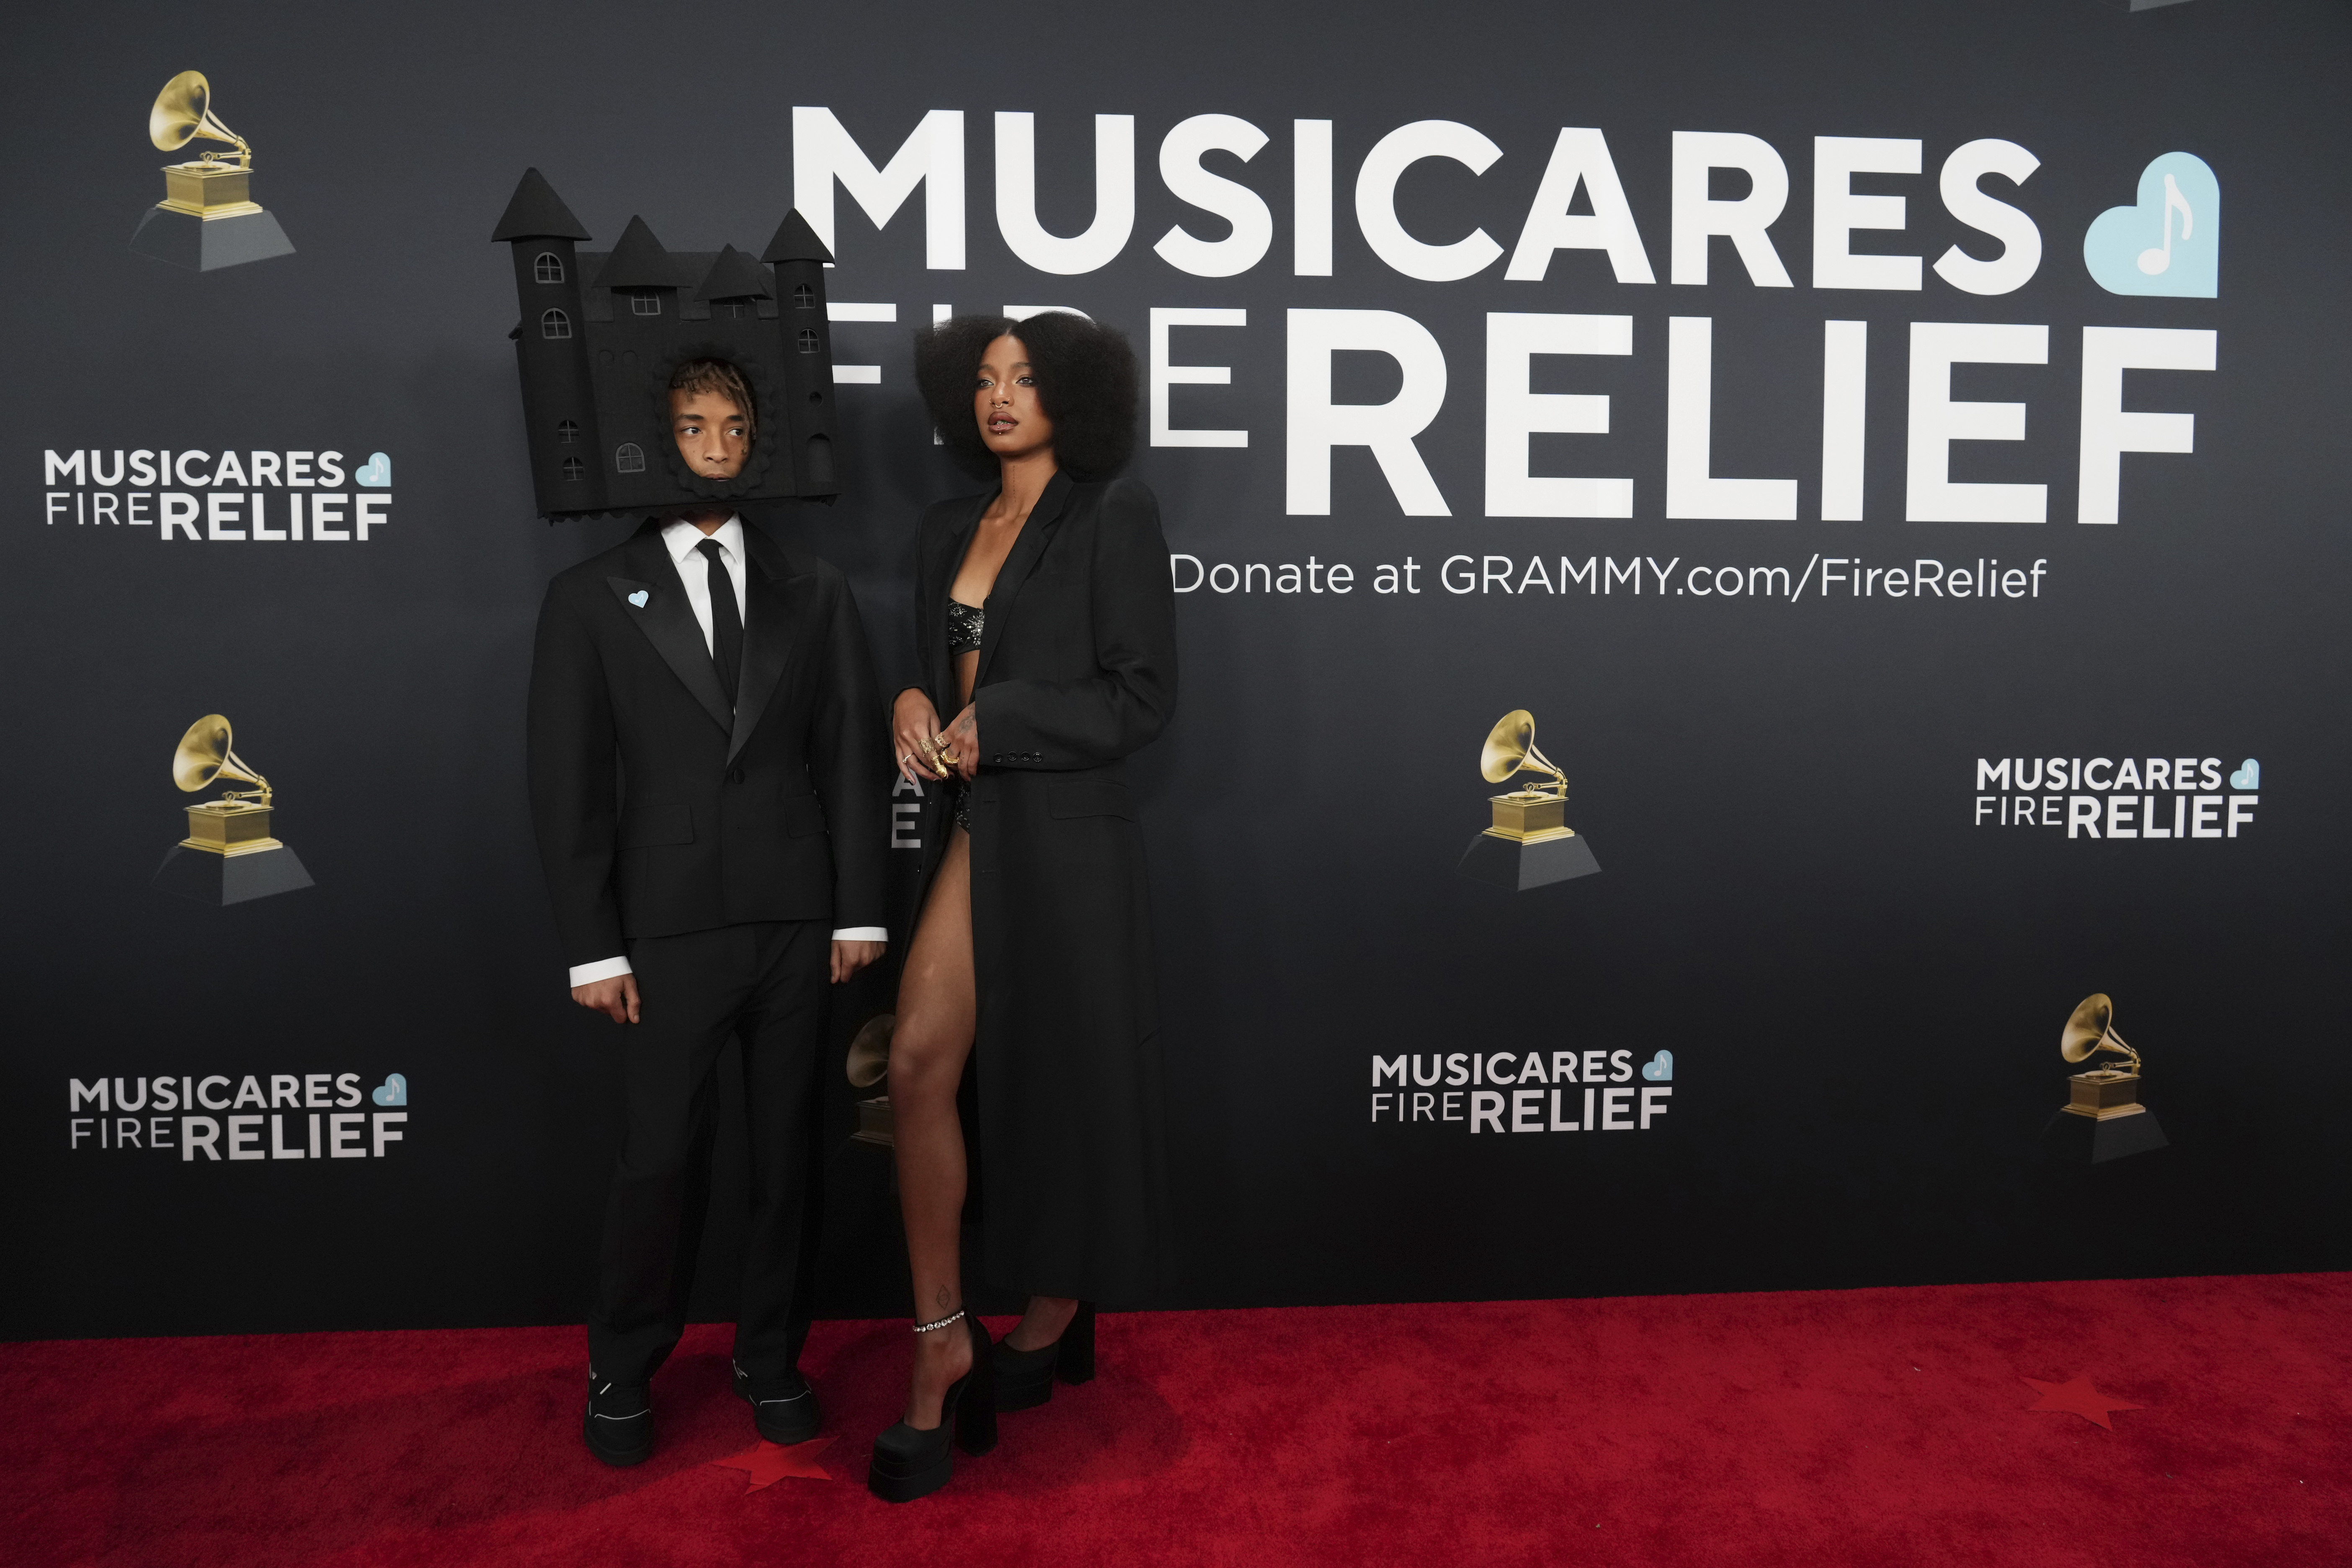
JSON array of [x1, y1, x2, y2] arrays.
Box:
[[493, 169, 603, 516], [599, 217, 681, 317], [696, 245, 772, 311], [590, 217, 684, 505], [761, 211, 841, 497], [695, 245, 772, 348], [492, 171, 842, 519]]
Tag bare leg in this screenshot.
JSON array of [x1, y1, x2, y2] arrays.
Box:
[[890, 828, 977, 1427]]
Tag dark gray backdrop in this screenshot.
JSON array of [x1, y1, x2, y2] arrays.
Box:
[[5, 0, 2347, 1339]]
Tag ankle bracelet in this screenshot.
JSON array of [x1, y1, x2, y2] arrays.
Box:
[[913, 1308, 965, 1334]]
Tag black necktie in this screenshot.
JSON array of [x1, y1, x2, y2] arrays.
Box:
[[697, 538, 743, 708]]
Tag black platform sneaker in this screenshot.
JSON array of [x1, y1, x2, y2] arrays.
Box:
[[733, 1361, 823, 1445], [583, 1375, 653, 1467]]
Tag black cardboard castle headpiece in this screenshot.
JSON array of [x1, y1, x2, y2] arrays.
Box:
[[493, 168, 842, 519]]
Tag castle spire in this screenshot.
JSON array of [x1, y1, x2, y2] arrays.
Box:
[[758, 210, 834, 266], [598, 215, 679, 288], [491, 168, 591, 242], [696, 245, 773, 302]]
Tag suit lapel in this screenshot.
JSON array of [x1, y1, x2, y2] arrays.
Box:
[[607, 526, 732, 735], [729, 524, 810, 764], [975, 470, 1073, 688]]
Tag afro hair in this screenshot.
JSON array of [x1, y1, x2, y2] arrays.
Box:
[[913, 312, 1139, 481]]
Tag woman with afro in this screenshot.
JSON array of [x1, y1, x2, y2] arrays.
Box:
[[866, 313, 1177, 1502]]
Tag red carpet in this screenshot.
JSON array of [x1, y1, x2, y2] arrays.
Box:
[[5, 1274, 2347, 1567]]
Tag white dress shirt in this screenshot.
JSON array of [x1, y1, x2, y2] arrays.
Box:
[[568, 514, 885, 989], [662, 513, 750, 656]]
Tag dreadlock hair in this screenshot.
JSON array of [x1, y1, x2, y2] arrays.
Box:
[[668, 358, 757, 446], [913, 312, 1138, 481]]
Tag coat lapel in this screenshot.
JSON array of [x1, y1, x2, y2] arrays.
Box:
[[607, 526, 731, 735], [729, 525, 811, 764], [931, 494, 989, 701], [974, 470, 1073, 688]]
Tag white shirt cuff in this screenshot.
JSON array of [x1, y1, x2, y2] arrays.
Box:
[[572, 931, 879, 987], [568, 956, 633, 988]]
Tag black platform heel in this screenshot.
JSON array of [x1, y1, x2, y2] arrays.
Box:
[[993, 1300, 1096, 1411], [867, 1312, 998, 1503]]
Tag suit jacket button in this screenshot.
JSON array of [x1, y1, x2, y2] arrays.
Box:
[[727, 767, 745, 784]]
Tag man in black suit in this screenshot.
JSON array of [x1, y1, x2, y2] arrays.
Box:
[[528, 359, 887, 1466]]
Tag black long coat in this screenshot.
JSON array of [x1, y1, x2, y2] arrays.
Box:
[[900, 471, 1178, 1302]]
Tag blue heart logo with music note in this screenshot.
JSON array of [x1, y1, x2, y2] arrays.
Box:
[[2229, 758, 2259, 790], [1641, 1050, 1673, 1082], [371, 1073, 407, 1106], [355, 452, 392, 487], [2083, 152, 2219, 298]]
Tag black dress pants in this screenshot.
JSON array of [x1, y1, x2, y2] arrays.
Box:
[[588, 919, 828, 1387]]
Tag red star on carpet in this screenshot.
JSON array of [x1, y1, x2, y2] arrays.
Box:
[[712, 1436, 836, 1490], [2022, 1374, 2145, 1430]]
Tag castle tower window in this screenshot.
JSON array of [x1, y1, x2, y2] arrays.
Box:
[[541, 308, 572, 339], [630, 290, 662, 317], [561, 457, 585, 481], [792, 284, 815, 309], [719, 300, 748, 320], [614, 444, 646, 473], [797, 328, 820, 353], [556, 419, 580, 444], [534, 252, 565, 284]]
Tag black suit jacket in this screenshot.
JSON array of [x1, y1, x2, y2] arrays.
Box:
[[528, 518, 887, 967]]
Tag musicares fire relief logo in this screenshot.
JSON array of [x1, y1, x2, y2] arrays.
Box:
[[1369, 1048, 1675, 1135], [40, 449, 392, 540], [1972, 754, 2257, 839], [69, 1071, 410, 1162]]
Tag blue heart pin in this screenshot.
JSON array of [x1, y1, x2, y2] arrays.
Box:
[[628, 590, 650, 608], [371, 1073, 407, 1107], [1640, 1050, 1673, 1082], [355, 452, 392, 487], [2229, 758, 2259, 790]]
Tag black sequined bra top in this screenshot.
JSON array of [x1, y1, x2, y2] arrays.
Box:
[[946, 598, 985, 655]]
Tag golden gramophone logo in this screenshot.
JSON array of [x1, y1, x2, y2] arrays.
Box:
[[2052, 992, 2169, 1162], [1456, 710, 1602, 891], [846, 1014, 895, 1148], [152, 715, 315, 905], [2059, 993, 2145, 1119], [128, 71, 295, 272]]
